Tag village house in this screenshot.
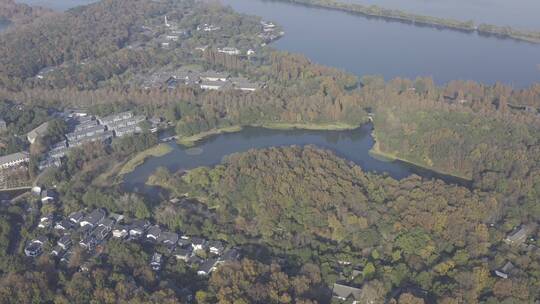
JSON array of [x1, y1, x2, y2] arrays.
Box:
[[99, 112, 145, 137], [73, 118, 98, 132], [27, 122, 50, 144], [197, 258, 218, 276], [64, 108, 88, 118], [173, 247, 193, 262], [54, 219, 72, 231], [98, 111, 133, 125], [68, 129, 114, 147], [38, 158, 62, 171], [66, 125, 106, 142], [36, 67, 56, 79], [150, 253, 163, 271], [146, 225, 162, 241], [25, 237, 47, 257], [79, 236, 97, 250], [177, 238, 191, 248], [93, 225, 111, 241], [158, 231, 179, 245], [218, 47, 240, 55], [231, 77, 260, 92], [165, 35, 179, 41], [129, 219, 150, 238], [0, 151, 30, 170], [208, 240, 225, 255], [197, 24, 220, 32], [495, 261, 516, 279], [0, 119, 6, 132], [41, 189, 58, 204], [80, 209, 106, 228], [332, 283, 362, 303], [50, 246, 64, 257], [60, 250, 73, 264], [57, 235, 72, 250], [199, 71, 229, 82], [109, 213, 124, 223], [38, 214, 54, 229], [200, 80, 226, 90], [191, 237, 207, 251], [98, 218, 115, 230], [69, 211, 85, 224], [112, 225, 129, 239], [505, 224, 535, 245]]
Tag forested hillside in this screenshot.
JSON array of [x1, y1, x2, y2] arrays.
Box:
[[0, 0, 539, 302], [148, 146, 539, 303], [0, 0, 52, 25]]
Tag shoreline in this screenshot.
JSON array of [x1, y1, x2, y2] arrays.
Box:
[[369, 129, 473, 182], [123, 121, 472, 185], [117, 143, 173, 176], [176, 122, 359, 146], [273, 0, 540, 44]]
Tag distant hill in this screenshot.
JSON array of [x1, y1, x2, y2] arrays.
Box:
[[0, 0, 52, 25]]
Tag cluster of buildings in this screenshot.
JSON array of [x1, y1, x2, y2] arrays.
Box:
[[25, 203, 241, 276], [143, 67, 262, 92], [258, 20, 284, 45], [39, 110, 148, 170], [196, 23, 221, 32], [0, 109, 153, 186], [493, 223, 539, 280], [159, 16, 190, 48]]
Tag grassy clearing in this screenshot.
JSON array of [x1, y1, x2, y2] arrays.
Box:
[[118, 144, 173, 176], [176, 126, 243, 146]]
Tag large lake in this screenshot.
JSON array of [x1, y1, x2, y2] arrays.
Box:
[[0, 20, 10, 32], [15, 0, 540, 86], [17, 0, 96, 11], [123, 125, 470, 195], [221, 0, 540, 86], [342, 0, 540, 31]]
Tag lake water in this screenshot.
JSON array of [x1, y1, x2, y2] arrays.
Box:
[[0, 20, 10, 32], [221, 0, 540, 86], [123, 125, 470, 195], [15, 0, 540, 86], [17, 0, 95, 11], [342, 0, 540, 31]]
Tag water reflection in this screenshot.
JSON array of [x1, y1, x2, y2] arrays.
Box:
[[123, 124, 471, 197]]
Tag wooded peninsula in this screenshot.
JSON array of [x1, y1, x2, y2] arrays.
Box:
[[275, 0, 540, 44]]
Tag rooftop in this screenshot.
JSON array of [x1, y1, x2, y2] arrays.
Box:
[[332, 283, 362, 300], [0, 151, 30, 166]]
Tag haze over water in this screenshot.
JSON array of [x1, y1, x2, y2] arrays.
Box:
[[222, 0, 540, 86], [14, 0, 540, 86], [342, 0, 540, 31]]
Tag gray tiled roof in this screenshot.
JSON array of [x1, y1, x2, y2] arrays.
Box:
[[0, 151, 29, 166], [332, 283, 362, 300]]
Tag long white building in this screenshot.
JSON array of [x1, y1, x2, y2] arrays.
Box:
[[0, 152, 30, 170]]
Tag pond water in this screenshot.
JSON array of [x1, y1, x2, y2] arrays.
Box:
[[123, 124, 470, 195]]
